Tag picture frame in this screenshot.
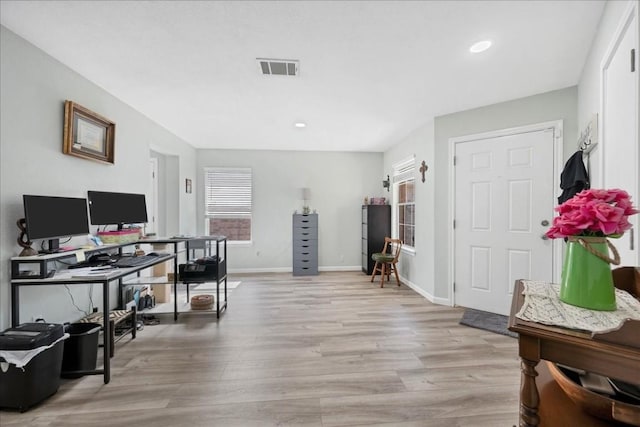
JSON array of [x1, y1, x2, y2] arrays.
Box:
[[185, 178, 192, 194], [63, 100, 115, 164]]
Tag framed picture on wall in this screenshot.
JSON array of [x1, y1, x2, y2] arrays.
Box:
[[63, 100, 115, 164]]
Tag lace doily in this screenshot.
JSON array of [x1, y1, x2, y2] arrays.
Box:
[[516, 280, 640, 333]]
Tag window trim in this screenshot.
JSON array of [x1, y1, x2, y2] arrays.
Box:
[[392, 155, 416, 251]]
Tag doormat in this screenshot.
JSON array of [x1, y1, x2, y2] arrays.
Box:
[[459, 308, 517, 338]]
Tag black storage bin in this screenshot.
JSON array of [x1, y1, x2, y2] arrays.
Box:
[[0, 323, 65, 412], [61, 322, 101, 378]]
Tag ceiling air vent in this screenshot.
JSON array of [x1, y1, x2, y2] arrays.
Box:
[[257, 58, 299, 76]]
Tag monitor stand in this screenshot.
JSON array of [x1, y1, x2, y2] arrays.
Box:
[[47, 238, 60, 253], [38, 238, 60, 254]]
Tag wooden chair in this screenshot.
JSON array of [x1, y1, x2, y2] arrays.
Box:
[[370, 237, 402, 287]]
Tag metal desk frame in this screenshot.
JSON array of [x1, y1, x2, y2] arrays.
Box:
[[10, 253, 175, 384]]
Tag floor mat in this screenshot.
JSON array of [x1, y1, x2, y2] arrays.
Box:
[[459, 308, 517, 338]]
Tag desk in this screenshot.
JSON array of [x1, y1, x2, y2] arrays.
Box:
[[10, 254, 175, 384], [508, 279, 640, 427]]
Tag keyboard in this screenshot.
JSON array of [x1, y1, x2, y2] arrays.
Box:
[[113, 255, 158, 268]]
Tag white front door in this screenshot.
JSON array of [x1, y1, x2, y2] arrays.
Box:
[[601, 4, 638, 266], [454, 126, 557, 315]]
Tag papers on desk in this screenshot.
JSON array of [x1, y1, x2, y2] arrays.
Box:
[[55, 267, 117, 279]]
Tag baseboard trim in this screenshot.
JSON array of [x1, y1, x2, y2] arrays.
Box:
[[228, 265, 362, 274], [228, 267, 291, 274], [319, 265, 361, 272], [399, 275, 452, 306]]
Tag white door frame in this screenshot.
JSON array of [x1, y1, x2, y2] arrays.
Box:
[[148, 157, 159, 235], [447, 120, 565, 307], [598, 0, 639, 265], [598, 0, 639, 190]]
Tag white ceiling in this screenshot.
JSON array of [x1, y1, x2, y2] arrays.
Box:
[[0, 0, 605, 152]]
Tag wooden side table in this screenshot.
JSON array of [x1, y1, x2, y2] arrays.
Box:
[[508, 278, 640, 427]]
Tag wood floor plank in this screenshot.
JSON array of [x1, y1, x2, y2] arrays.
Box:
[[0, 272, 520, 426]]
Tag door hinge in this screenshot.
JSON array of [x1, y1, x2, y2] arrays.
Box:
[[632, 49, 636, 72], [453, 219, 456, 229], [453, 156, 456, 166], [453, 282, 456, 292]]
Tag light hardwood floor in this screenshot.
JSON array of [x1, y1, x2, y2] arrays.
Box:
[[1, 272, 520, 426]]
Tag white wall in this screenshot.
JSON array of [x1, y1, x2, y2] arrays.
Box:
[[382, 120, 437, 301], [577, 0, 635, 187], [196, 149, 384, 272], [0, 26, 196, 330], [432, 86, 577, 303]]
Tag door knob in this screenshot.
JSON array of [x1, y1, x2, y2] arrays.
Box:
[[541, 220, 549, 226], [541, 234, 549, 241]]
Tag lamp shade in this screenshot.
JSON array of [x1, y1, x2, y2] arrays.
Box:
[[302, 188, 311, 200]]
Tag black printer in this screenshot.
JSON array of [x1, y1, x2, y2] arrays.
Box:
[[179, 256, 218, 283]]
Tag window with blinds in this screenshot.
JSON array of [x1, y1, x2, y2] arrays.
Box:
[[204, 167, 252, 242], [393, 157, 416, 249]]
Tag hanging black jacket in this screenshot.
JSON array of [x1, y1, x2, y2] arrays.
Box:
[[558, 151, 590, 204]]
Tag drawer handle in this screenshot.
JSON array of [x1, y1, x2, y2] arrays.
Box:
[[302, 260, 309, 263], [302, 252, 309, 255]]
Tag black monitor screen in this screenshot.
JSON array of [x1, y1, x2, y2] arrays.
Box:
[[23, 195, 90, 240], [87, 191, 148, 226]]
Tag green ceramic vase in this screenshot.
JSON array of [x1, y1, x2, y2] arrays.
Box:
[[559, 236, 616, 311]]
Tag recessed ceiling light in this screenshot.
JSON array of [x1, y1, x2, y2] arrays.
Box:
[[469, 40, 492, 53], [294, 122, 306, 128]]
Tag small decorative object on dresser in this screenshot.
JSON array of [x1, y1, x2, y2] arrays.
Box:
[[546, 189, 638, 311]]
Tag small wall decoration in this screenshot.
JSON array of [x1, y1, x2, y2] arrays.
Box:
[[419, 160, 428, 183], [185, 178, 192, 194], [63, 100, 115, 164]]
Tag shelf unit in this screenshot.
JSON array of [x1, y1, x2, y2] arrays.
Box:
[[181, 236, 228, 318]]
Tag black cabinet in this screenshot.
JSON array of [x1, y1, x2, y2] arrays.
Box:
[[361, 205, 391, 275]]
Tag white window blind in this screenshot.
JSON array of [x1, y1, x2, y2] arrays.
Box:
[[205, 168, 252, 218], [393, 156, 415, 183]]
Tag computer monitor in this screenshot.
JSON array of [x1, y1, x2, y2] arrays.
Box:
[[23, 195, 90, 253], [87, 191, 148, 229]]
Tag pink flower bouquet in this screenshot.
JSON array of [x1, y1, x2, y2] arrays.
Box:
[[546, 189, 638, 239]]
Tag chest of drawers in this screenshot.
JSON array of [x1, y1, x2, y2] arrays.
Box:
[[292, 213, 318, 276]]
